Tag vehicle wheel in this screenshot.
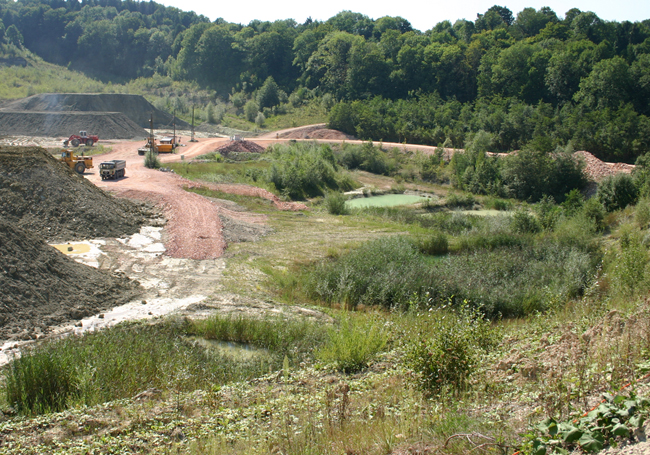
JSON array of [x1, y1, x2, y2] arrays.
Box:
[[63, 141, 69, 146], [71, 139, 80, 147], [138, 150, 144, 156], [74, 162, 85, 174], [86, 139, 94, 147]]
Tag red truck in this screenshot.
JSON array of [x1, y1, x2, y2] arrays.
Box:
[[63, 131, 99, 147]]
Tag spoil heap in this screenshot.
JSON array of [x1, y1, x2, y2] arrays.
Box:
[[0, 146, 150, 339], [0, 146, 150, 242], [0, 93, 191, 139], [215, 140, 265, 155], [2, 93, 191, 129], [574, 150, 635, 182], [0, 218, 139, 340]]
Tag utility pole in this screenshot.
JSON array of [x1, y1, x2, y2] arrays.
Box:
[[149, 113, 154, 155], [190, 105, 198, 142]]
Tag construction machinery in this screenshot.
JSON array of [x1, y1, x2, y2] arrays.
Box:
[[63, 131, 99, 147], [59, 149, 93, 174], [137, 135, 180, 155], [99, 160, 126, 180]]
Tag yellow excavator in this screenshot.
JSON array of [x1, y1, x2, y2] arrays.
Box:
[[59, 149, 93, 174]]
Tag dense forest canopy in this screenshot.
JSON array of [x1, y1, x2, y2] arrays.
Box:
[[1, 0, 650, 161]]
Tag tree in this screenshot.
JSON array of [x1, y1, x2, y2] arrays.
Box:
[[257, 76, 281, 109], [5, 24, 24, 46], [573, 57, 632, 109], [244, 99, 259, 122]]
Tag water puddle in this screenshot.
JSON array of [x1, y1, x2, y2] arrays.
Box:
[[346, 194, 430, 208], [189, 337, 269, 361]]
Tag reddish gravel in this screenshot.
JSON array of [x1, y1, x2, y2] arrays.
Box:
[[574, 150, 635, 182]]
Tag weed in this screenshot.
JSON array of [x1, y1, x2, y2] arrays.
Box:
[[316, 314, 388, 373], [324, 191, 349, 215]]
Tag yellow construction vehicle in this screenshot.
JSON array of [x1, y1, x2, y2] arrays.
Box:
[[137, 135, 180, 155], [59, 149, 93, 174]]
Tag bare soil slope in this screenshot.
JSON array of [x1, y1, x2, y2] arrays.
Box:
[[2, 93, 191, 129], [0, 111, 147, 139], [0, 217, 140, 340], [0, 146, 151, 242]]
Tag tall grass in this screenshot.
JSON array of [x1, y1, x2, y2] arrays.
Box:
[[187, 313, 328, 361], [308, 235, 597, 317], [4, 316, 328, 416], [316, 315, 388, 373]]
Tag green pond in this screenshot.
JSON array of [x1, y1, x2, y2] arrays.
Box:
[[346, 194, 429, 208]]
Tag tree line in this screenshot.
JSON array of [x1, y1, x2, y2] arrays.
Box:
[[1, 1, 650, 160]]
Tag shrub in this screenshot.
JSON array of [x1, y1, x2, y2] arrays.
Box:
[[597, 173, 639, 212], [446, 192, 476, 208], [244, 99, 259, 122], [255, 111, 265, 127], [606, 231, 650, 297], [582, 197, 606, 230], [324, 191, 349, 215], [416, 231, 449, 255], [144, 150, 161, 169], [316, 315, 388, 373], [404, 304, 496, 396], [511, 209, 541, 233], [636, 198, 650, 228], [534, 195, 561, 231]]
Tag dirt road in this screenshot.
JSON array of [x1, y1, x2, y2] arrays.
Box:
[[87, 137, 307, 260], [84, 127, 440, 260]]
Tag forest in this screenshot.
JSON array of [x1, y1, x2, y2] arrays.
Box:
[[0, 1, 649, 161]]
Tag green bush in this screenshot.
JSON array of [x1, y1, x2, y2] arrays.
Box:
[[144, 150, 161, 169], [266, 142, 344, 199], [416, 231, 449, 255], [636, 198, 650, 228], [582, 197, 606, 231], [511, 209, 541, 233], [324, 191, 349, 215], [606, 231, 650, 297], [597, 173, 639, 212], [316, 315, 388, 373], [404, 305, 496, 396], [446, 192, 476, 208]]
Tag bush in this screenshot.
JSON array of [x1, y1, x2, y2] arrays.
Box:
[[255, 111, 265, 127], [404, 305, 496, 396], [416, 231, 449, 255], [511, 209, 541, 233], [446, 192, 476, 208], [636, 198, 650, 228], [244, 99, 259, 122], [324, 192, 349, 215], [144, 150, 161, 169], [597, 173, 639, 212], [316, 315, 388, 373], [582, 197, 606, 230]]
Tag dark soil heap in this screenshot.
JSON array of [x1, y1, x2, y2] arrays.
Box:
[[0, 146, 152, 340], [0, 110, 147, 139], [0, 217, 140, 340], [215, 140, 265, 155], [2, 93, 191, 129], [0, 146, 150, 242]]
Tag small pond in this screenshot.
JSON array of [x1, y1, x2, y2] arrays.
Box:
[[189, 337, 269, 361], [346, 194, 429, 208]]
